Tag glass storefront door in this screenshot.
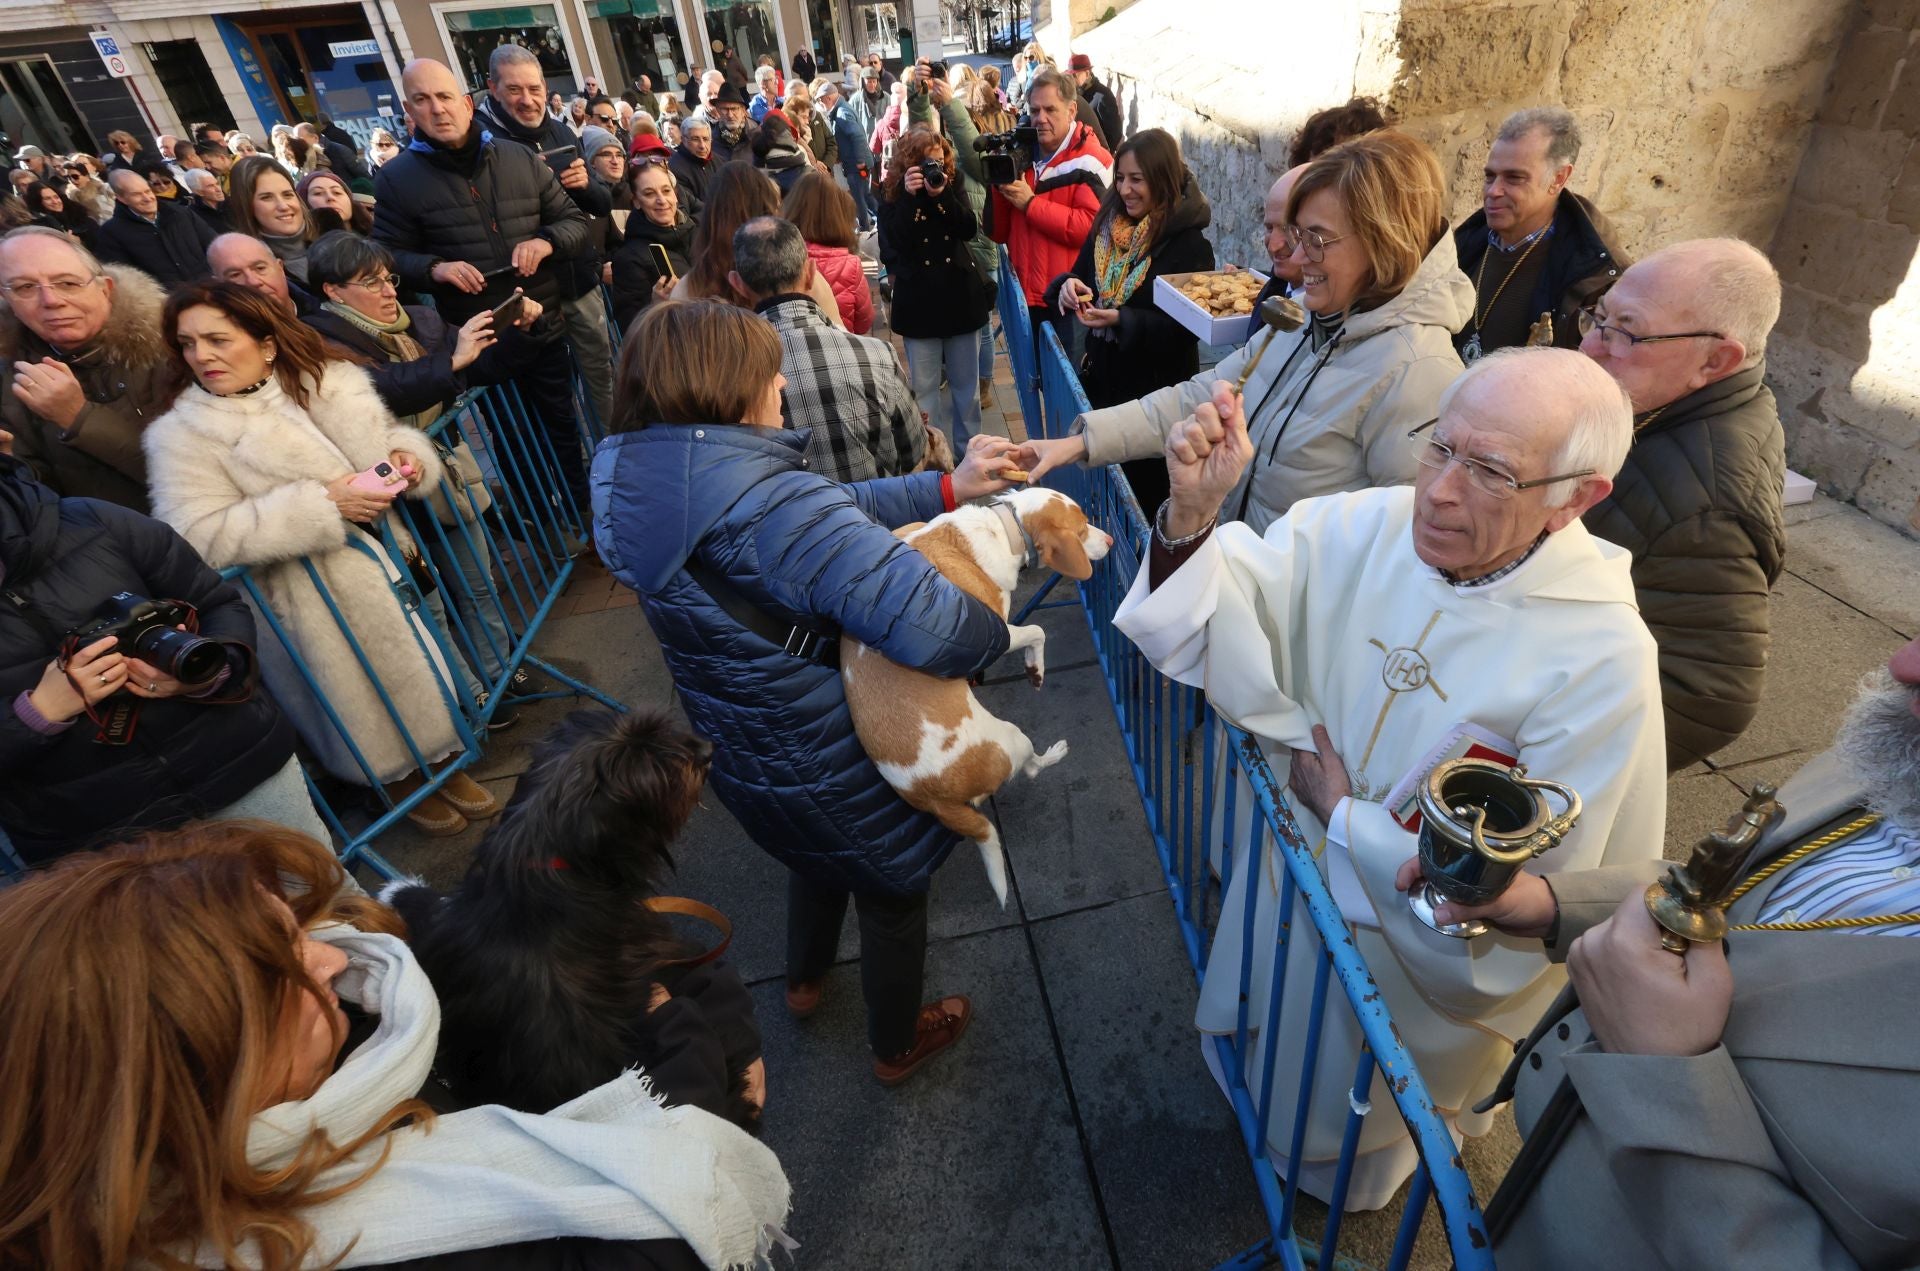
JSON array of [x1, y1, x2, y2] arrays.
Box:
[[804, 0, 839, 69], [703, 2, 778, 77], [444, 6, 580, 97], [593, 0, 688, 96], [145, 41, 238, 134], [0, 56, 95, 155], [856, 2, 901, 59]]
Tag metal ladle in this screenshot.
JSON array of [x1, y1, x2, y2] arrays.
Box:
[[1233, 294, 1307, 396]]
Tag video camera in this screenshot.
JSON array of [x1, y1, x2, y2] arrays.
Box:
[[63, 593, 225, 687], [974, 122, 1039, 187]]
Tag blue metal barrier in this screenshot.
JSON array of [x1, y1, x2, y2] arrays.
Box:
[[998, 249, 1493, 1270]]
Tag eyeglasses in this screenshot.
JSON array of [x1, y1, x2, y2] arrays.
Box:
[[630, 152, 670, 167], [1407, 419, 1593, 500], [1, 276, 103, 302], [1575, 305, 1723, 356], [1280, 225, 1350, 263], [346, 273, 402, 293]]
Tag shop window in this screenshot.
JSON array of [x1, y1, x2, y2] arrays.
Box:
[[0, 56, 95, 155], [855, 2, 901, 59], [144, 41, 238, 136], [704, 2, 779, 78], [444, 6, 578, 97]]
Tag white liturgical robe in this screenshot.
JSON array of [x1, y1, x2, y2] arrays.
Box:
[[1114, 486, 1667, 1208]]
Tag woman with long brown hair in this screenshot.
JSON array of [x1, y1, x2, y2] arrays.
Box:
[[298, 168, 374, 237], [0, 821, 789, 1269], [141, 280, 496, 837], [876, 127, 991, 447], [229, 154, 320, 283], [1043, 127, 1216, 510], [673, 162, 844, 324]]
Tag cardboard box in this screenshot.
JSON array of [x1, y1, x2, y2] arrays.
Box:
[[1154, 270, 1271, 346]]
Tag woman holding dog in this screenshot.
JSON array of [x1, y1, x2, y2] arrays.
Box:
[[0, 823, 790, 1269], [594, 299, 1023, 1085]]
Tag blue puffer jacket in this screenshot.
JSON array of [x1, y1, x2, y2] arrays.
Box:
[[592, 424, 1011, 895]]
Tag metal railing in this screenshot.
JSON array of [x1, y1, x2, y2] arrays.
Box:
[[998, 253, 1492, 1270]]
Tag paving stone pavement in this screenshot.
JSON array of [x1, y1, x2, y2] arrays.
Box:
[[364, 354, 1916, 1269]]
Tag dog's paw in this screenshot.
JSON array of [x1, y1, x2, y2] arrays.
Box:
[[1024, 739, 1069, 776], [1026, 662, 1045, 690]]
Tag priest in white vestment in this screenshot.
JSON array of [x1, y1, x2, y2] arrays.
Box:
[[1112, 348, 1668, 1209]]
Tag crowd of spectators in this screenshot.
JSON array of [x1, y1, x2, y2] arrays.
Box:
[[0, 29, 1877, 1271]]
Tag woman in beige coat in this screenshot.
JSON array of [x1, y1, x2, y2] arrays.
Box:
[[1017, 129, 1476, 534], [142, 281, 497, 836]]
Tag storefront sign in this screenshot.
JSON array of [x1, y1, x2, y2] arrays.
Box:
[[468, 7, 539, 29], [592, 0, 659, 16], [328, 38, 381, 57], [89, 32, 133, 79]]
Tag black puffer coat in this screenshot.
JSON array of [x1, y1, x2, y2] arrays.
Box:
[[1582, 364, 1787, 771], [608, 212, 696, 329], [475, 95, 614, 303], [371, 123, 591, 326], [0, 463, 293, 863], [1043, 171, 1216, 409]]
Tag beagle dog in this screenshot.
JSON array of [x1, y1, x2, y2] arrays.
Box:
[[843, 487, 1114, 905]]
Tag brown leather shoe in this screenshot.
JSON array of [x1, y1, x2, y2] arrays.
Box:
[[872, 995, 972, 1086], [438, 770, 500, 819], [402, 792, 468, 837], [785, 978, 824, 1018], [978, 380, 994, 411]]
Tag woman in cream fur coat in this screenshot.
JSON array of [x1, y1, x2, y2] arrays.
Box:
[[142, 280, 498, 836]]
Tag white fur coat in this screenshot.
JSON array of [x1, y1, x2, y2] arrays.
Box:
[[143, 363, 460, 785]]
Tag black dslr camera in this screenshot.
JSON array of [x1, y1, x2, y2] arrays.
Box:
[[64, 593, 225, 686], [918, 155, 947, 191], [974, 121, 1039, 187]]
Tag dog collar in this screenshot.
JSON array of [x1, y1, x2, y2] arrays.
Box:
[[989, 497, 1036, 568]]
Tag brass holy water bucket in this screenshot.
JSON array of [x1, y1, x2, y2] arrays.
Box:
[[1409, 758, 1582, 938]]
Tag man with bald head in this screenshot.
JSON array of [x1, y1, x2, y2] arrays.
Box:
[[207, 232, 314, 317], [0, 227, 172, 508], [1252, 164, 1306, 310], [373, 57, 592, 500], [1114, 346, 1665, 1210], [1578, 237, 1787, 771], [90, 169, 217, 288]]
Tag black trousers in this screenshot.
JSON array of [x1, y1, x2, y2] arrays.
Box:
[[786, 871, 929, 1058], [495, 323, 589, 509]]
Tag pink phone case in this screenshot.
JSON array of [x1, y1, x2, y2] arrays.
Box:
[[348, 462, 408, 494]]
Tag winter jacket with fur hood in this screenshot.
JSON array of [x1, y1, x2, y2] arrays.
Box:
[[1075, 230, 1476, 534], [142, 363, 462, 785], [1582, 363, 1787, 771], [0, 263, 171, 512], [0, 460, 293, 864]]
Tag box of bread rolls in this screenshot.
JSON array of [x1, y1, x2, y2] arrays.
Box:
[[1153, 268, 1272, 345]]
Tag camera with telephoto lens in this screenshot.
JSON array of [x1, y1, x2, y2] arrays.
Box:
[[918, 156, 947, 190], [63, 593, 225, 687], [973, 121, 1038, 187]]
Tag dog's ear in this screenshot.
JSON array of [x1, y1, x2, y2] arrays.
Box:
[[1028, 503, 1094, 580]]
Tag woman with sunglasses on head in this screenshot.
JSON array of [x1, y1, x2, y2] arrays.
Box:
[[609, 139, 696, 328], [1017, 129, 1475, 534]]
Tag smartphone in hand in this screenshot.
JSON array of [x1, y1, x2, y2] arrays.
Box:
[[491, 291, 528, 326], [348, 460, 409, 494], [648, 242, 677, 281]]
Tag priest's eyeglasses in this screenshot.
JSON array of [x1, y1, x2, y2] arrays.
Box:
[[1280, 225, 1349, 262], [1407, 419, 1595, 500], [1575, 305, 1724, 356]]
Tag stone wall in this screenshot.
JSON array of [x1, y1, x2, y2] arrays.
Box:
[[1766, 0, 1920, 529], [1063, 0, 1856, 271]]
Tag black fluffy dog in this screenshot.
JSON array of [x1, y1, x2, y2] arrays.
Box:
[[385, 709, 764, 1130]]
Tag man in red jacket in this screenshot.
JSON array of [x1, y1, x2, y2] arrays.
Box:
[[989, 67, 1112, 329]]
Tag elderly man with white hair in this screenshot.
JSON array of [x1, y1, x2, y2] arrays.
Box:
[[1115, 346, 1667, 1210], [180, 167, 227, 237], [1578, 237, 1786, 771]]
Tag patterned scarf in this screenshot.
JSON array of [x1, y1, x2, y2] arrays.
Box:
[[1093, 211, 1155, 308], [322, 300, 426, 363]]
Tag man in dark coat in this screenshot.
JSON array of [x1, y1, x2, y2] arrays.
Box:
[[375, 57, 593, 503], [707, 81, 760, 166], [208, 231, 320, 318], [1453, 107, 1628, 360], [1580, 237, 1787, 771], [474, 44, 618, 434], [668, 117, 716, 214], [181, 169, 230, 238], [1068, 54, 1122, 149], [90, 170, 218, 289], [0, 458, 313, 866], [0, 229, 172, 511], [817, 82, 875, 231]]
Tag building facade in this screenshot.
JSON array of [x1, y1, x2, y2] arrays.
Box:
[[2, 0, 928, 162]]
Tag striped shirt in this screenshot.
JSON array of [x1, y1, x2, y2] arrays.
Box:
[[1756, 817, 1920, 934]]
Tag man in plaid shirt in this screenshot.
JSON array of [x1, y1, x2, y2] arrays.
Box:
[[730, 217, 925, 482]]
